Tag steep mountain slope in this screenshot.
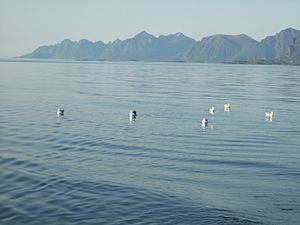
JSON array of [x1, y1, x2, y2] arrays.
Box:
[[281, 37, 300, 64], [98, 31, 157, 60], [98, 31, 196, 61], [155, 32, 197, 60], [21, 39, 107, 59], [181, 34, 257, 62], [233, 28, 300, 61]]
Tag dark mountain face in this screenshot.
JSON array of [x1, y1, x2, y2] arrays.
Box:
[[182, 28, 300, 63], [233, 28, 300, 61], [181, 34, 257, 62], [262, 28, 300, 58], [155, 33, 198, 60], [98, 31, 157, 60], [22, 39, 107, 59], [281, 37, 300, 64], [98, 31, 196, 61]]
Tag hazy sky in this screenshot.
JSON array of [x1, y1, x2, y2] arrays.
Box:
[[1, 0, 300, 57]]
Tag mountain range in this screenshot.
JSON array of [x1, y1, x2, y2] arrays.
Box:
[[21, 28, 300, 64], [21, 31, 196, 61]]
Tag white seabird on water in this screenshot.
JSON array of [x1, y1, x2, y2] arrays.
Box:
[[57, 108, 64, 117], [224, 104, 231, 111], [209, 106, 215, 114], [265, 111, 274, 118], [202, 118, 208, 127], [129, 110, 137, 120]]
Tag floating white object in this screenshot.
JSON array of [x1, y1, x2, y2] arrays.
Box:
[[224, 103, 230, 108], [265, 111, 274, 117], [224, 104, 231, 111], [57, 108, 64, 117], [129, 110, 137, 120], [202, 118, 208, 127], [209, 106, 215, 114]]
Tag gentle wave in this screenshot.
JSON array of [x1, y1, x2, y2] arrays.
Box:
[[0, 168, 261, 225], [1, 61, 300, 224]]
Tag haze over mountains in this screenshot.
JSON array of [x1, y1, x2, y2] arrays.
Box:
[[21, 28, 300, 64]]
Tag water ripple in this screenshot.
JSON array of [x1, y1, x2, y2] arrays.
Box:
[[0, 172, 261, 225], [1, 61, 300, 225]]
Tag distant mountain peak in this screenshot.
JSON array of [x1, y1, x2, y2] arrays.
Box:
[[61, 39, 73, 44], [158, 32, 191, 40], [282, 27, 298, 32], [137, 30, 150, 35], [175, 32, 183, 37], [134, 31, 155, 39], [112, 38, 121, 44], [237, 33, 248, 37], [264, 27, 300, 40], [79, 39, 90, 43], [277, 28, 299, 36]]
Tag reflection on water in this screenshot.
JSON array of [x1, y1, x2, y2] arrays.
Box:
[[0, 59, 300, 225]]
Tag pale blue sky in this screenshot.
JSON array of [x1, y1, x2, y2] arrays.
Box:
[[0, 0, 299, 57]]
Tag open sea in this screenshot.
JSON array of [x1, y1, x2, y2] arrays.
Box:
[[0, 59, 299, 225]]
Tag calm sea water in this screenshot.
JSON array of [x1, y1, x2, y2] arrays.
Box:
[[0, 59, 299, 225]]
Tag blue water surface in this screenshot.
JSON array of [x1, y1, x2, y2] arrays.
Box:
[[0, 59, 299, 224]]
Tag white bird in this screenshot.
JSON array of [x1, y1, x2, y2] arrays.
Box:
[[209, 106, 215, 114], [224, 104, 231, 111], [265, 111, 274, 118], [129, 110, 137, 120], [57, 108, 64, 117], [202, 118, 208, 127]]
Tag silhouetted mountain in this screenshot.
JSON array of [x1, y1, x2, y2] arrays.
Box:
[[233, 28, 300, 61], [180, 34, 257, 62], [99, 31, 157, 60], [98, 31, 196, 61], [155, 32, 197, 60], [21, 28, 300, 63], [21, 31, 196, 61], [22, 39, 107, 59]]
